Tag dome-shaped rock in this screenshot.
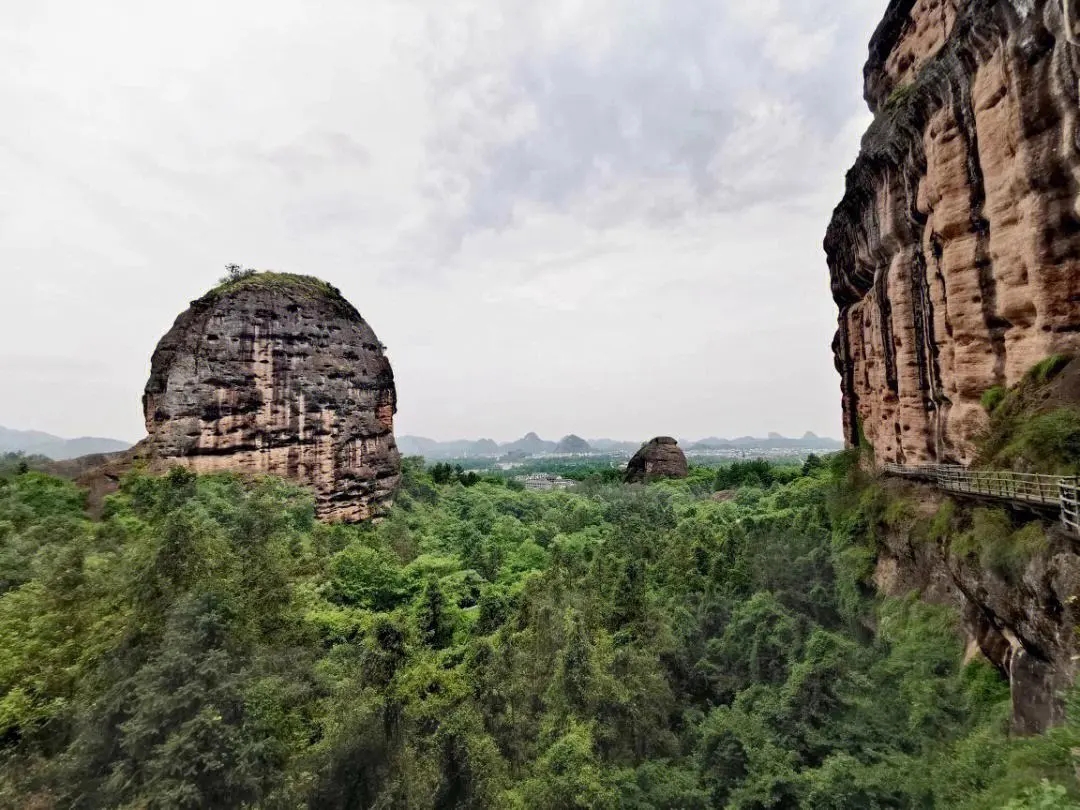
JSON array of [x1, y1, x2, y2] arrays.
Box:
[[142, 272, 400, 521], [624, 437, 688, 483]]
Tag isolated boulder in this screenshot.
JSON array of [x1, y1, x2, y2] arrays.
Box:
[[624, 437, 688, 483]]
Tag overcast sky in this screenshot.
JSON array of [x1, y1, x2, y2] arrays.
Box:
[[1, 0, 883, 443]]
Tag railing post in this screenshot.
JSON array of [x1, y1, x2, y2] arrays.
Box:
[[1061, 477, 1080, 537]]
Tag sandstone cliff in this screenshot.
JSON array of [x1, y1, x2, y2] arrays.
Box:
[[136, 273, 400, 521], [826, 0, 1080, 465], [624, 437, 689, 483]]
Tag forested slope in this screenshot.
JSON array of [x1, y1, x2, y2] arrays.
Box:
[[0, 458, 1077, 808]]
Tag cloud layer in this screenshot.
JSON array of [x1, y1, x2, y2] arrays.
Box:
[[0, 0, 883, 442]]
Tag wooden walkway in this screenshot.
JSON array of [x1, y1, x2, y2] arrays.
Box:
[[881, 463, 1080, 536]]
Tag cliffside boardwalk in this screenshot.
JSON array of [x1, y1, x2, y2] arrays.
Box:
[[882, 463, 1080, 536]]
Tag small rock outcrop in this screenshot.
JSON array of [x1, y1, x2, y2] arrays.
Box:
[[140, 272, 401, 521], [624, 437, 688, 483], [826, 0, 1080, 465]]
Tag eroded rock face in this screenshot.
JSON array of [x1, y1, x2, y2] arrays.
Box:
[[872, 481, 1080, 734], [624, 437, 689, 483], [141, 273, 400, 521], [826, 0, 1080, 465]]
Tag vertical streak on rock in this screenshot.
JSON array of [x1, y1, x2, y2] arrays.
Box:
[[876, 256, 900, 397], [955, 79, 1008, 384], [907, 186, 947, 460]]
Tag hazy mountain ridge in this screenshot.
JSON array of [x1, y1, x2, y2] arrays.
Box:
[[0, 426, 131, 461], [684, 432, 843, 451], [397, 431, 842, 459]]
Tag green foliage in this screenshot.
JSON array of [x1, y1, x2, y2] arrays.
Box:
[[210, 268, 344, 304], [978, 356, 1080, 473], [952, 508, 1048, 580], [218, 262, 257, 285], [713, 458, 802, 491], [928, 500, 957, 544], [981, 385, 1008, 414], [0, 452, 49, 477], [0, 458, 1071, 807], [884, 82, 915, 112], [1028, 355, 1071, 386], [1003, 409, 1080, 473], [1003, 780, 1080, 809]]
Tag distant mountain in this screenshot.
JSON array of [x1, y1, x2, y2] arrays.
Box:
[[396, 432, 842, 460], [554, 434, 591, 454], [501, 432, 557, 455], [588, 438, 641, 454], [397, 436, 500, 459], [0, 426, 132, 460], [685, 433, 843, 452]]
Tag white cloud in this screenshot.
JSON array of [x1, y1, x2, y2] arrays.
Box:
[[0, 0, 885, 443], [764, 23, 838, 74]]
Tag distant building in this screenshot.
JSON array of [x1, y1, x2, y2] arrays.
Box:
[[519, 473, 576, 491]]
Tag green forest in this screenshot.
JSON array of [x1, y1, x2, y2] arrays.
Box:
[[1, 455, 1079, 809]]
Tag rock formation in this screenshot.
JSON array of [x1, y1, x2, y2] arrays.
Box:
[[624, 437, 689, 483], [826, 0, 1080, 465], [827, 0, 1080, 735], [139, 272, 400, 521], [872, 481, 1080, 734]]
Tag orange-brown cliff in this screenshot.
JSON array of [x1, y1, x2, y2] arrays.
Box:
[[137, 273, 401, 521], [826, 0, 1080, 465]]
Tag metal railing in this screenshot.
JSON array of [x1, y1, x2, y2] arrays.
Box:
[[882, 463, 1079, 535], [1062, 478, 1080, 535]]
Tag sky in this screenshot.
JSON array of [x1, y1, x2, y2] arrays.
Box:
[[0, 0, 884, 444]]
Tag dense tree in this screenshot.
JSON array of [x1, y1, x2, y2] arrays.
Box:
[[0, 457, 1074, 808]]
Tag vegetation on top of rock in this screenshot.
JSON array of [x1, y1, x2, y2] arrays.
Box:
[[208, 266, 348, 305], [976, 356, 1080, 474]]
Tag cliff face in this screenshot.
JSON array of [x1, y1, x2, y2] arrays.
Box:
[[826, 0, 1080, 465], [873, 480, 1080, 734], [141, 274, 400, 521]]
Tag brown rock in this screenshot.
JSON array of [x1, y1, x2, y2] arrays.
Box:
[[826, 0, 1080, 466], [133, 272, 400, 521], [624, 437, 689, 483], [829, 1, 1080, 732]]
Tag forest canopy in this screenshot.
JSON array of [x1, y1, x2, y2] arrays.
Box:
[[0, 456, 1078, 808]]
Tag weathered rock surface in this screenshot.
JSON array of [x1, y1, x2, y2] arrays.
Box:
[[873, 479, 1080, 734], [827, 0, 1080, 465], [139, 273, 400, 521], [624, 437, 689, 483]]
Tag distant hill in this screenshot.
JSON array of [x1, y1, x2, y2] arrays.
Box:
[[500, 432, 558, 455], [0, 426, 132, 460], [396, 436, 500, 459], [554, 434, 591, 454], [684, 433, 843, 452], [588, 438, 641, 453], [396, 431, 841, 460]]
